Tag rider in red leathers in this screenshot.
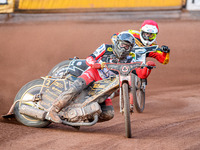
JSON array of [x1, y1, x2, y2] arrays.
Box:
[[111, 20, 170, 79]]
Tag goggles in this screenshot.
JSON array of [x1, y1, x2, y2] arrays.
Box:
[[142, 31, 157, 41], [118, 41, 133, 51]]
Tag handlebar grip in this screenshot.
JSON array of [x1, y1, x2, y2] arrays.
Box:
[[101, 62, 106, 69], [142, 64, 156, 69], [147, 66, 156, 69]]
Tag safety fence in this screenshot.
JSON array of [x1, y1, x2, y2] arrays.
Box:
[[0, 0, 187, 13]]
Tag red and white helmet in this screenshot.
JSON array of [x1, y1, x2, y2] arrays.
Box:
[[140, 20, 159, 46]]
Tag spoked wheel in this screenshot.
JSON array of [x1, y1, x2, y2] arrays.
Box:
[[14, 79, 51, 127], [132, 74, 145, 113], [122, 82, 132, 138]]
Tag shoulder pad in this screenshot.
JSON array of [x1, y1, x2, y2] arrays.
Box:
[[93, 44, 106, 57], [128, 30, 140, 35]]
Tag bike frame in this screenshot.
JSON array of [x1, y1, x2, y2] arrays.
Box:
[[104, 62, 142, 113]]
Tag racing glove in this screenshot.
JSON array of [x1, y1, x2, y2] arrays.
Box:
[[161, 45, 170, 53], [92, 62, 106, 69], [92, 63, 101, 69]]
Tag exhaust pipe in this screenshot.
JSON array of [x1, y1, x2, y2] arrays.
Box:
[[62, 114, 98, 126], [19, 105, 47, 120]]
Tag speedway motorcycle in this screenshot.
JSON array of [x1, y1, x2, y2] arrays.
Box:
[[3, 45, 159, 138]]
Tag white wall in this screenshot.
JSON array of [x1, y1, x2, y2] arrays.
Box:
[[187, 0, 200, 10]]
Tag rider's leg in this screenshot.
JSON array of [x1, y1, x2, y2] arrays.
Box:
[[49, 78, 87, 123], [49, 68, 102, 123], [98, 98, 114, 122]]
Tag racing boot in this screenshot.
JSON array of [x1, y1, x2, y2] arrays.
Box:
[[48, 78, 87, 123], [98, 98, 114, 122]]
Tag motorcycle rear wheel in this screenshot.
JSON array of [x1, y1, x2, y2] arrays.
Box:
[[48, 60, 71, 77], [122, 82, 132, 138], [132, 74, 145, 113], [14, 79, 51, 128]]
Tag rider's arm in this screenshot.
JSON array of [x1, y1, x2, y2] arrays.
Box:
[[147, 46, 170, 65], [86, 44, 106, 68]]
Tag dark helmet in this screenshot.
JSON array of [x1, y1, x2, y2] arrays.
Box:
[[114, 32, 135, 59]]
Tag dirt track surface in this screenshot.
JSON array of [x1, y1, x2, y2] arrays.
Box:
[[0, 19, 200, 150]]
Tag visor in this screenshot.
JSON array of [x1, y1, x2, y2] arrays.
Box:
[[142, 31, 157, 41]]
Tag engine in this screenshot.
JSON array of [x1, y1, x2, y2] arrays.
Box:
[[61, 102, 102, 122]]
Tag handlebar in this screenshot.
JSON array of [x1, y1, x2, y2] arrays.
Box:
[[103, 62, 156, 76], [102, 62, 156, 69], [132, 45, 164, 53]]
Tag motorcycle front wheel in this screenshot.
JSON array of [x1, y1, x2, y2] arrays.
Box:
[[122, 82, 132, 138], [14, 79, 51, 127], [132, 74, 145, 113]]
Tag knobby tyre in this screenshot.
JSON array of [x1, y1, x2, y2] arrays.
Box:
[[14, 79, 51, 127], [122, 82, 132, 138]]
